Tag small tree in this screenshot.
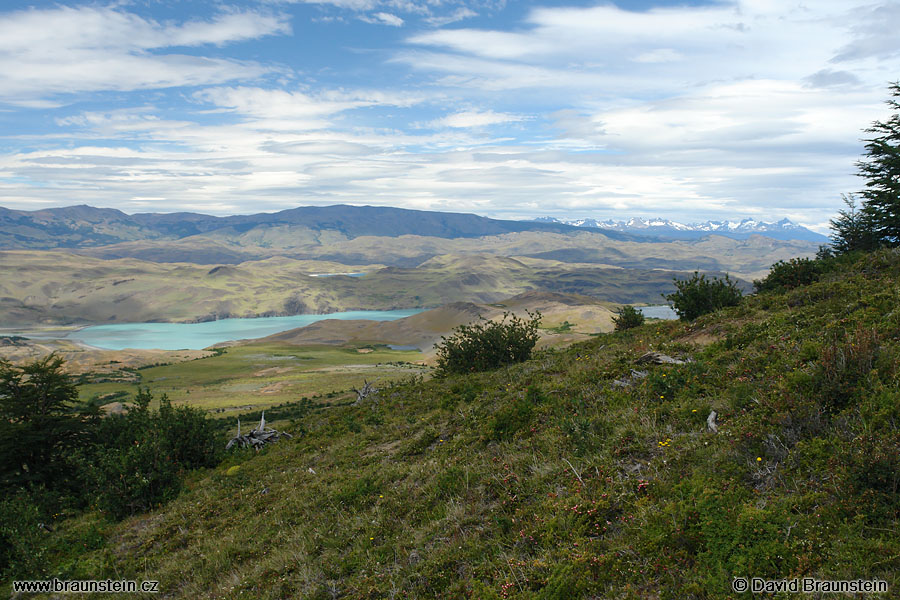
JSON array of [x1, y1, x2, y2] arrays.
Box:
[[0, 355, 94, 491], [830, 194, 880, 253], [435, 311, 541, 376], [665, 272, 742, 321], [858, 82, 900, 245], [612, 305, 645, 331]]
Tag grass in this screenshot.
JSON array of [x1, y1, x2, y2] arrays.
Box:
[[9, 249, 900, 598], [78, 343, 426, 412], [541, 320, 574, 333]]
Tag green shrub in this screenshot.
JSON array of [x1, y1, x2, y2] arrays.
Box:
[[0, 488, 51, 577], [435, 311, 541, 376], [612, 305, 645, 330], [754, 257, 823, 293], [84, 389, 222, 518], [665, 272, 742, 321]]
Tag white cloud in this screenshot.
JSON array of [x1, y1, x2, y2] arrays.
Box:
[[428, 109, 524, 128], [275, 0, 378, 9], [425, 7, 477, 27], [2, 0, 899, 230], [361, 11, 405, 26], [0, 6, 290, 102], [633, 49, 683, 64]]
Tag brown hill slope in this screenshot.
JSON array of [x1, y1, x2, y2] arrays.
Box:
[[251, 291, 619, 360], [0, 251, 694, 326]]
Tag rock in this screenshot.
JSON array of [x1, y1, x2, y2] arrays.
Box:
[[611, 369, 648, 389], [636, 351, 689, 365], [707, 410, 718, 433]]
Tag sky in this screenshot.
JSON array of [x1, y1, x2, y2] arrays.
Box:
[[0, 1, 899, 231]]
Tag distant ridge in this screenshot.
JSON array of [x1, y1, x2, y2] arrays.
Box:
[[0, 204, 646, 250], [533, 215, 829, 243]]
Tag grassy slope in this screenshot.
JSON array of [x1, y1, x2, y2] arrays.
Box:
[[17, 250, 900, 599]]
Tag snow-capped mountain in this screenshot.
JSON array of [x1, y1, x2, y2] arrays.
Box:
[[532, 216, 828, 243]]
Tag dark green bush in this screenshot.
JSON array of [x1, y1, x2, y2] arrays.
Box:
[[0, 355, 96, 492], [665, 272, 743, 321], [753, 257, 822, 293], [612, 305, 645, 330], [435, 311, 541, 376], [83, 389, 222, 518]]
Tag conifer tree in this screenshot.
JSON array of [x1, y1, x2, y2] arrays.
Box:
[[858, 82, 900, 245]]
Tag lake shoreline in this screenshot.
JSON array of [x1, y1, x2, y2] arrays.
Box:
[[58, 309, 428, 351], [0, 306, 430, 338]]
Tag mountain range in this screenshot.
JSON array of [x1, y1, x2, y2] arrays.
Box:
[[0, 204, 643, 251], [0, 204, 824, 326], [0, 205, 828, 253], [533, 216, 829, 242]]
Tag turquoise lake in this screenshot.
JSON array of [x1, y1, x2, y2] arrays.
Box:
[[65, 309, 424, 350], [638, 305, 678, 320]]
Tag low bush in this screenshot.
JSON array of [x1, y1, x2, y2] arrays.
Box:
[[435, 311, 541, 376], [754, 257, 823, 293], [665, 272, 742, 321], [612, 305, 645, 331], [83, 389, 222, 518]]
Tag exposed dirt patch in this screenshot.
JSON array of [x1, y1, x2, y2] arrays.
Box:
[[365, 439, 403, 457], [253, 366, 293, 377], [100, 402, 129, 416], [259, 381, 291, 395], [676, 325, 728, 347]]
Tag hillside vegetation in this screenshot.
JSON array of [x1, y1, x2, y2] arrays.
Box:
[[8, 248, 900, 598]]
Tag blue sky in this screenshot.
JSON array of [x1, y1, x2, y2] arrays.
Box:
[[1, 1, 899, 231]]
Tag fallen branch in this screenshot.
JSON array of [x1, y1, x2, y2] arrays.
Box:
[[226, 411, 293, 450], [353, 379, 379, 405]]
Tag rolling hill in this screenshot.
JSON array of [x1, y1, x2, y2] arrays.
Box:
[[0, 252, 707, 327]]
